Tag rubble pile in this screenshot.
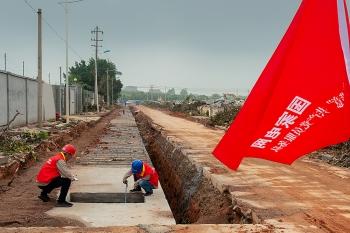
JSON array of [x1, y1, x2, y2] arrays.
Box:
[[208, 104, 241, 127], [310, 142, 350, 168]]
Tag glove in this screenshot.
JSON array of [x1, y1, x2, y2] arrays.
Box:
[[134, 181, 140, 188], [123, 179, 128, 184]]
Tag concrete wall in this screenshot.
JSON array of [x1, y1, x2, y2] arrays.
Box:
[[42, 83, 56, 121], [0, 71, 55, 128], [52, 85, 85, 115], [8, 76, 27, 126], [52, 85, 104, 115], [0, 72, 8, 126], [27, 80, 38, 123]]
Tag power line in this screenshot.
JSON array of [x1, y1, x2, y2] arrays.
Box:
[[58, 0, 84, 4], [23, 0, 83, 60], [23, 0, 35, 12]]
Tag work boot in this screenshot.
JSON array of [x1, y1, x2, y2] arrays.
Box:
[[130, 186, 141, 192], [56, 201, 73, 207], [38, 194, 50, 202], [143, 191, 153, 196]]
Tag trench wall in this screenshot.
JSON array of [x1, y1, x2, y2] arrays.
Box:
[[133, 110, 257, 224]]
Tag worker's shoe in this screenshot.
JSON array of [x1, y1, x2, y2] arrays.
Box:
[[56, 201, 73, 207], [143, 191, 153, 196], [130, 187, 141, 192], [38, 194, 50, 202]]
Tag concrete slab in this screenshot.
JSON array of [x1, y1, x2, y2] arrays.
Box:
[[46, 109, 175, 227], [47, 168, 174, 227]]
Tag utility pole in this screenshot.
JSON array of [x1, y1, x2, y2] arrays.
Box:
[[22, 61, 24, 76], [111, 78, 113, 105], [164, 87, 167, 102], [37, 9, 43, 128], [48, 72, 51, 84], [58, 0, 83, 121], [106, 69, 109, 106], [91, 26, 103, 112], [64, 2, 70, 122], [4, 53, 6, 71], [59, 66, 62, 116]]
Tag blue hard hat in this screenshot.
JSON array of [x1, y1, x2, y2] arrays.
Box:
[[131, 160, 143, 174]]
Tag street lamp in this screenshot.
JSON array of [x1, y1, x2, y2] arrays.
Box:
[[102, 50, 122, 106], [58, 0, 84, 122], [103, 50, 111, 106]]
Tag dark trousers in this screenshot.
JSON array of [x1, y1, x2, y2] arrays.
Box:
[[133, 175, 154, 193], [39, 176, 71, 202]]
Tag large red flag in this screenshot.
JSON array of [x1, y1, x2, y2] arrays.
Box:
[[213, 0, 350, 170]]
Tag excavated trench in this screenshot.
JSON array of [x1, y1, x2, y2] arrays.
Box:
[[132, 109, 254, 224]]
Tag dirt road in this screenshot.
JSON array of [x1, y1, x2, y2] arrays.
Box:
[[137, 106, 350, 233]]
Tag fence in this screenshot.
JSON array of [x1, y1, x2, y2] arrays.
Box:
[[52, 85, 103, 115], [0, 70, 55, 128], [0, 70, 107, 128]]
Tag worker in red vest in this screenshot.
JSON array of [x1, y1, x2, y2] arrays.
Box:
[[122, 159, 159, 196], [36, 144, 77, 207]]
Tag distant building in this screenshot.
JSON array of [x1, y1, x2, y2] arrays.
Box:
[[198, 104, 224, 117], [123, 86, 138, 92], [149, 88, 162, 93]]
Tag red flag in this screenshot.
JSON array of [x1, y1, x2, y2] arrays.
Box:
[[213, 0, 350, 170]]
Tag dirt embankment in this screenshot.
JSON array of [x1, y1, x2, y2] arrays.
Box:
[[0, 109, 119, 227], [133, 109, 254, 224]]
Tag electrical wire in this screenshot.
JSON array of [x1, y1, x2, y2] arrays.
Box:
[[23, 0, 83, 60]]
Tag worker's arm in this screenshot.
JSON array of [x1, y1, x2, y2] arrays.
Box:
[[134, 175, 150, 187], [142, 175, 150, 181], [122, 170, 132, 183], [56, 160, 74, 180]]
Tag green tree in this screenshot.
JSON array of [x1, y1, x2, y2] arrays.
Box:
[[167, 88, 176, 96], [69, 58, 123, 102], [180, 88, 189, 99], [211, 93, 221, 99], [165, 88, 178, 101]]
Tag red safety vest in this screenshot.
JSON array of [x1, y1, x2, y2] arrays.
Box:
[[136, 162, 159, 188], [36, 152, 65, 183]]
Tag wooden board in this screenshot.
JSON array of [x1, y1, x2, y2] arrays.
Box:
[[70, 192, 145, 203]]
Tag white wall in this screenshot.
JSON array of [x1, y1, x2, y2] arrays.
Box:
[[0, 71, 55, 128]]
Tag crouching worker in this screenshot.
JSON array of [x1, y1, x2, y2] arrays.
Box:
[[122, 159, 158, 196], [36, 144, 77, 207]]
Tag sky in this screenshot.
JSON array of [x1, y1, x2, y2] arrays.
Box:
[[0, 0, 312, 95]]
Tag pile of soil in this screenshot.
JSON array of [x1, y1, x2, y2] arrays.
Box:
[[0, 110, 119, 227]]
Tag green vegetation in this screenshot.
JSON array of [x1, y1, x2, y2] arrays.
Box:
[[21, 130, 49, 143], [121, 87, 222, 102], [0, 139, 33, 155], [208, 105, 241, 127], [0, 130, 50, 156], [69, 58, 123, 103]]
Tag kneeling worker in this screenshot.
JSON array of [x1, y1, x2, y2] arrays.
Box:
[[122, 159, 158, 196], [36, 144, 77, 207]]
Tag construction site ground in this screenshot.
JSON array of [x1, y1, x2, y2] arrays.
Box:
[[1, 106, 349, 232], [46, 109, 175, 227], [134, 106, 350, 233], [0, 110, 117, 227]]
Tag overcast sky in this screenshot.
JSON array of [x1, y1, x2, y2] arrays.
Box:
[[0, 0, 312, 94]]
